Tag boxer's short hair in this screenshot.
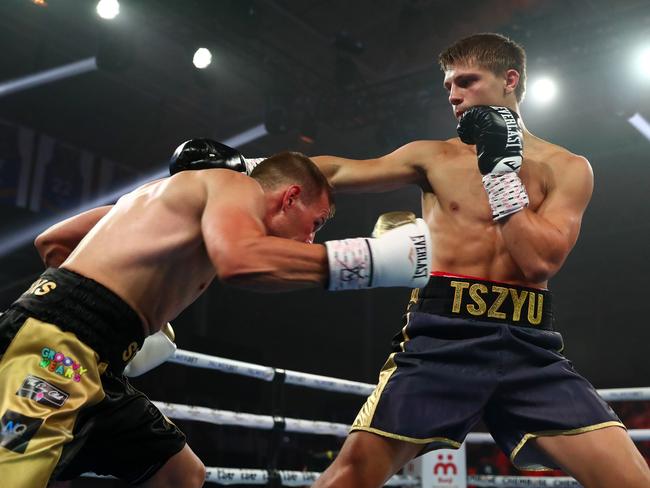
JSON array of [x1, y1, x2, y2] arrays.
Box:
[[438, 33, 527, 102], [251, 151, 335, 215]]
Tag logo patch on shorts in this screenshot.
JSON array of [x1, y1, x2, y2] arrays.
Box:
[[24, 278, 57, 296], [40, 347, 88, 382], [17, 375, 69, 409], [0, 410, 43, 454], [122, 341, 140, 362]]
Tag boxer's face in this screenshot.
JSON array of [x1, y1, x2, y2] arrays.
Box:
[[271, 187, 331, 243], [443, 63, 510, 120]]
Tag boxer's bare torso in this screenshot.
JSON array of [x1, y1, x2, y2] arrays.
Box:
[[314, 131, 593, 289], [420, 134, 591, 286], [47, 167, 331, 335], [62, 171, 225, 335], [53, 165, 332, 335]]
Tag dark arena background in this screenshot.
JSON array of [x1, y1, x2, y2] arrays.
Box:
[[0, 1, 649, 487]]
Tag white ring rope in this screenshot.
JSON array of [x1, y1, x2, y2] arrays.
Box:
[[168, 349, 374, 396], [204, 468, 419, 486], [83, 470, 586, 486], [79, 351, 650, 486], [154, 401, 650, 442], [153, 402, 350, 437], [83, 468, 420, 486], [467, 475, 581, 487], [169, 349, 650, 401]]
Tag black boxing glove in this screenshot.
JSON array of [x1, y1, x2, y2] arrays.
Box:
[[457, 105, 523, 174], [457, 106, 529, 220], [169, 139, 264, 175]]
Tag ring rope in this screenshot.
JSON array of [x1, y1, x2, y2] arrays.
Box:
[[168, 349, 650, 401], [153, 402, 350, 437], [204, 468, 419, 486], [83, 468, 420, 486], [467, 475, 580, 487], [168, 349, 374, 396], [83, 470, 585, 486], [153, 402, 650, 442]]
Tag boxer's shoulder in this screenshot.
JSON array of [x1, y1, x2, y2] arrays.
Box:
[[199, 169, 266, 219], [404, 138, 470, 169], [423, 138, 465, 155], [523, 138, 593, 197], [526, 137, 590, 168], [168, 166, 262, 200]]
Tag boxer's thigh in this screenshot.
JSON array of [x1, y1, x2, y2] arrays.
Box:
[[0, 313, 105, 488], [56, 372, 186, 485], [485, 327, 623, 471]]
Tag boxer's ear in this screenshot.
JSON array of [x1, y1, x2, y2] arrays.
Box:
[[504, 69, 520, 96], [281, 185, 302, 210]]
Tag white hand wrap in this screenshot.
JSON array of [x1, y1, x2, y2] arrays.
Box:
[[325, 217, 431, 291], [124, 324, 177, 377], [482, 172, 529, 220], [243, 157, 265, 175]]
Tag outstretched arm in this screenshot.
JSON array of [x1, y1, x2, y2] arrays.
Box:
[[201, 176, 328, 291], [201, 173, 432, 292], [34, 206, 113, 267], [312, 140, 437, 193], [169, 137, 438, 193]]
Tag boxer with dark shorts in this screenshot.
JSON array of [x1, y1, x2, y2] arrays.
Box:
[[352, 274, 623, 471], [279, 32, 650, 488]]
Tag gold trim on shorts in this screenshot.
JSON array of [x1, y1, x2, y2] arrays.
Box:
[[408, 288, 420, 307], [510, 420, 626, 471], [399, 313, 411, 351], [350, 315, 462, 450], [353, 313, 413, 429], [352, 353, 398, 431], [350, 425, 461, 448]]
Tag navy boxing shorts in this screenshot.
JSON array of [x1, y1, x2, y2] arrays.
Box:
[[0, 268, 186, 487], [351, 273, 624, 470]]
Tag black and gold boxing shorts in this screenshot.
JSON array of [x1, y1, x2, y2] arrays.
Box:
[[0, 268, 186, 487], [351, 273, 624, 471]]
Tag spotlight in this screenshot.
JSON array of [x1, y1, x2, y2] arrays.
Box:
[[193, 48, 212, 69], [636, 47, 650, 79], [96, 0, 120, 20], [628, 113, 650, 142], [529, 77, 557, 104]]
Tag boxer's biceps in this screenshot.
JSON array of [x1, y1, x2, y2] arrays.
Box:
[[201, 203, 265, 277], [536, 156, 593, 247], [313, 153, 421, 193]]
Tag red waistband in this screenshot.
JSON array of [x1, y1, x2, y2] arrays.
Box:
[[430, 271, 547, 291]]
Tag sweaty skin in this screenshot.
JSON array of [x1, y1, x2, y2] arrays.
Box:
[[313, 66, 593, 289], [38, 169, 330, 336]]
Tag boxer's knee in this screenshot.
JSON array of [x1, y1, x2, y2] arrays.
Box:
[[314, 432, 420, 488], [141, 444, 205, 488], [184, 456, 206, 488], [314, 464, 365, 488]]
